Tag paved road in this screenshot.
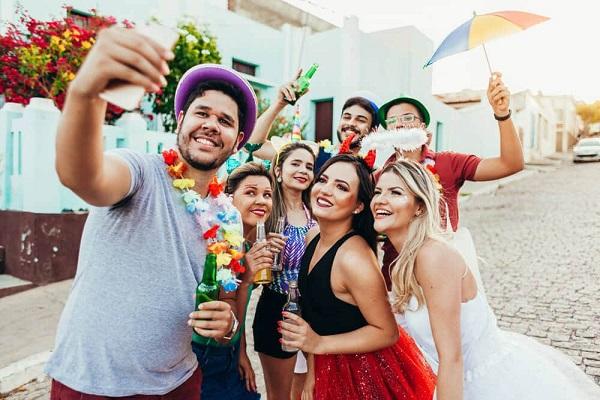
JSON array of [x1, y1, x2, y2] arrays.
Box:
[[460, 161, 600, 385], [4, 161, 600, 398]]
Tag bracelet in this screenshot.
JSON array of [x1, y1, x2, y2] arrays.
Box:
[[223, 310, 239, 341], [244, 142, 263, 162], [494, 109, 511, 121]]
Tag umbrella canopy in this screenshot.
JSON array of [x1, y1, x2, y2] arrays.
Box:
[[424, 11, 549, 68]]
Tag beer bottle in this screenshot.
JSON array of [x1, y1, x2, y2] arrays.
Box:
[[253, 221, 272, 284], [281, 280, 301, 352], [192, 252, 219, 342], [286, 63, 319, 105]]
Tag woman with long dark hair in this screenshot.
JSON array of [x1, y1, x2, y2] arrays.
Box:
[[252, 142, 317, 399], [280, 154, 436, 400]]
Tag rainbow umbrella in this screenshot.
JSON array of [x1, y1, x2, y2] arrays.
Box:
[[424, 11, 549, 73]]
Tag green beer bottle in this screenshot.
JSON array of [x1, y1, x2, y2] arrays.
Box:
[[287, 63, 319, 105], [192, 252, 219, 343]]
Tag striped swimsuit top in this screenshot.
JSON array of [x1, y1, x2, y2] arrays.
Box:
[[269, 204, 316, 294]]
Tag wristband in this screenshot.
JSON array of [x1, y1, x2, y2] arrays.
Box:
[[494, 109, 511, 121]]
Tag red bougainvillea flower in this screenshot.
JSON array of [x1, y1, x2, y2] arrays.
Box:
[[0, 7, 129, 123]]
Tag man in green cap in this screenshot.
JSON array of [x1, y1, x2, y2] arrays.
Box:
[[378, 72, 524, 289]]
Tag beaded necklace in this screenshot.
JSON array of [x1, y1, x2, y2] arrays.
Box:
[[162, 149, 245, 292]]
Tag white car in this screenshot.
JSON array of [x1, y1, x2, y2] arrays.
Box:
[[573, 138, 600, 162]]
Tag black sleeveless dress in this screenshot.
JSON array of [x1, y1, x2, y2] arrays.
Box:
[[298, 232, 436, 400]]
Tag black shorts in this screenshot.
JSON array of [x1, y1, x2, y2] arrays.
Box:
[[253, 286, 297, 359]]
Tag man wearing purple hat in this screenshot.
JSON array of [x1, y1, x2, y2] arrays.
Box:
[[46, 27, 258, 399]]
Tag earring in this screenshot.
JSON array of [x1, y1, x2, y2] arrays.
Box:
[[353, 210, 360, 214], [277, 177, 282, 183]]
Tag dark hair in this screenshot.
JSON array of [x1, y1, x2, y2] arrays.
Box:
[[315, 154, 377, 252], [266, 142, 316, 233], [342, 97, 378, 129], [225, 162, 273, 195], [182, 80, 247, 131]]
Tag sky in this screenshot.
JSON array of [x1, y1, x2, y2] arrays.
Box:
[[285, 0, 600, 103]]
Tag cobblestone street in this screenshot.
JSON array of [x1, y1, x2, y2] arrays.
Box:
[[461, 161, 600, 385], [4, 161, 600, 398]]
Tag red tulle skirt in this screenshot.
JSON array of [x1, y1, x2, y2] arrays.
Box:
[[314, 327, 436, 400]]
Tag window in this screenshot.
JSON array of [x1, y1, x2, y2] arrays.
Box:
[[314, 99, 333, 142], [67, 8, 93, 29], [232, 59, 257, 76]]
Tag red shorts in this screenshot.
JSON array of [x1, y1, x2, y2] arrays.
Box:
[[50, 368, 201, 399]]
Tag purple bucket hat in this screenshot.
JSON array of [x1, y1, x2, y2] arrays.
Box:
[[174, 64, 258, 149]]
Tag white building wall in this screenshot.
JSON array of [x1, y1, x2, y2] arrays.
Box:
[[3, 0, 474, 151], [445, 103, 500, 158]]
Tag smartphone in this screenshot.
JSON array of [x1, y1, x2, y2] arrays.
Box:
[[99, 24, 178, 110]]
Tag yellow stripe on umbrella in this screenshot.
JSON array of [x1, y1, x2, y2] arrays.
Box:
[[425, 10, 550, 74]]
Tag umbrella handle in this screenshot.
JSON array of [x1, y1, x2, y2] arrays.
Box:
[[481, 43, 494, 77]]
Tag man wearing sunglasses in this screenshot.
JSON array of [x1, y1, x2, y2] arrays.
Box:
[[378, 72, 524, 289]]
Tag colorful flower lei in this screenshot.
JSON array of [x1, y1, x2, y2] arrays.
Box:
[[162, 149, 245, 292], [422, 157, 443, 191]]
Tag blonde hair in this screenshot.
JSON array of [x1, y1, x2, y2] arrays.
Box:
[[381, 160, 445, 313]]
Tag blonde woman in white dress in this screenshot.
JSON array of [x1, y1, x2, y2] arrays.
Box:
[[371, 159, 600, 400]]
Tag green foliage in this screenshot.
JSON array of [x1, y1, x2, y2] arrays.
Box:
[[257, 97, 307, 139], [576, 101, 600, 124], [149, 21, 221, 132]]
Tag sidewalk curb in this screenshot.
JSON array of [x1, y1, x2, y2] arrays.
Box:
[[460, 169, 538, 205], [0, 351, 50, 394]]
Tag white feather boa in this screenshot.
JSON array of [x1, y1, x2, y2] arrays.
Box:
[[360, 128, 428, 168]]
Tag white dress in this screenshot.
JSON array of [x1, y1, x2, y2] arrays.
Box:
[[397, 292, 600, 399]]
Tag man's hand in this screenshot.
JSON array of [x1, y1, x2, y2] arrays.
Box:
[[188, 300, 233, 339], [275, 68, 304, 107], [70, 26, 173, 99], [487, 72, 510, 117]]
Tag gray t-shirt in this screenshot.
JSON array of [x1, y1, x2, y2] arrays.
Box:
[[45, 149, 205, 396]]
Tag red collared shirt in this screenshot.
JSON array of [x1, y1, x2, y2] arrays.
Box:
[[379, 146, 481, 289]]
